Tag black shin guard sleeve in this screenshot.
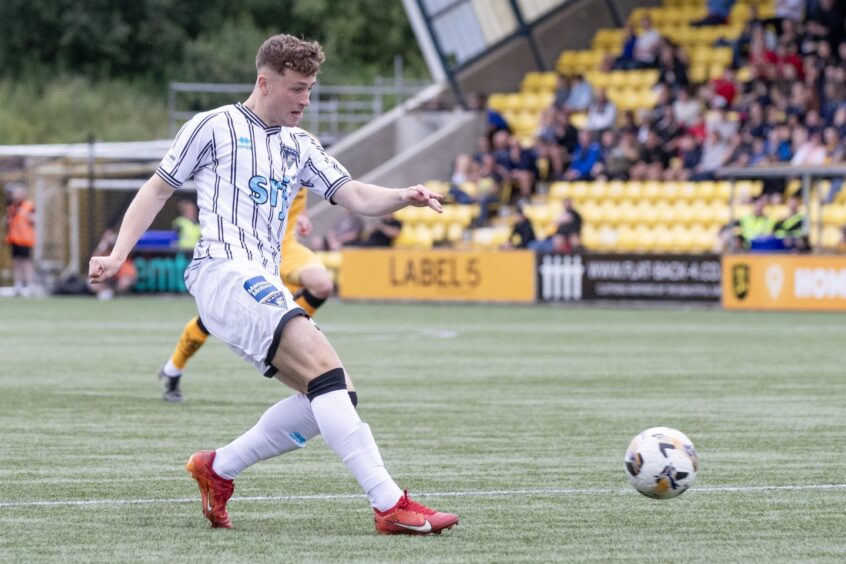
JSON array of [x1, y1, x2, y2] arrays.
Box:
[[306, 368, 347, 401]]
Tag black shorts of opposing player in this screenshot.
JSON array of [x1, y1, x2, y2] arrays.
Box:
[[306, 367, 358, 407], [11, 244, 32, 259]]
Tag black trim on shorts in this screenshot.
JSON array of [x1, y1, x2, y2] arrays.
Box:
[[262, 307, 308, 378], [196, 316, 210, 335]]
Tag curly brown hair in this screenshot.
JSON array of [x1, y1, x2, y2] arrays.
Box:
[[255, 34, 325, 77]]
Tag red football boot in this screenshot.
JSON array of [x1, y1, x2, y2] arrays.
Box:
[[374, 490, 459, 535], [186, 450, 234, 528]]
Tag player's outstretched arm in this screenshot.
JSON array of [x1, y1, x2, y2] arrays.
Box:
[[332, 180, 443, 217], [88, 174, 175, 283]]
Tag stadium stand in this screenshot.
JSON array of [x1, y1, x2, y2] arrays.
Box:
[[392, 0, 846, 257]]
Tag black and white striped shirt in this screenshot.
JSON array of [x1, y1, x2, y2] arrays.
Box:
[[156, 102, 350, 276]]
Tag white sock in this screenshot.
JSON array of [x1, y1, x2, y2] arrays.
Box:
[[310, 389, 403, 511], [163, 359, 182, 377], [212, 393, 319, 480]]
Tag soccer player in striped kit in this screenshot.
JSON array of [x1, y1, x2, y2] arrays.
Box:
[[157, 188, 335, 403], [89, 34, 458, 535]]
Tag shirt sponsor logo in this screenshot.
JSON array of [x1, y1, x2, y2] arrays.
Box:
[[237, 136, 252, 150]]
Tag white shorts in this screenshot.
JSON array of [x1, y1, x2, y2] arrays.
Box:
[[184, 258, 307, 377]]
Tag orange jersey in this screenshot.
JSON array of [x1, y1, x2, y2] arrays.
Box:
[[280, 190, 323, 286], [5, 199, 35, 248]]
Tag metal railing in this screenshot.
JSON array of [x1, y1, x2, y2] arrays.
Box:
[[168, 69, 430, 145]]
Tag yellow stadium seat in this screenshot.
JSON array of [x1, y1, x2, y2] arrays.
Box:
[[674, 225, 696, 252], [614, 225, 634, 251], [635, 226, 658, 251], [694, 181, 716, 201], [590, 182, 609, 201], [655, 200, 676, 225], [636, 201, 659, 226], [673, 201, 696, 225], [430, 222, 447, 242], [642, 181, 661, 201], [605, 180, 626, 201], [550, 182, 572, 200], [652, 225, 673, 252], [821, 225, 843, 248], [487, 93, 509, 112], [580, 201, 602, 223], [446, 222, 465, 242], [570, 182, 590, 201], [619, 200, 639, 225], [601, 201, 623, 225], [623, 181, 643, 201], [662, 182, 681, 201], [822, 205, 846, 226]]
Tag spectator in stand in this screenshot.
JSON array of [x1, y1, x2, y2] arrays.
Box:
[[772, 0, 805, 30], [742, 101, 771, 139], [672, 87, 702, 127], [322, 212, 365, 251], [528, 198, 583, 253], [490, 129, 515, 184], [738, 196, 775, 247], [806, 0, 843, 51], [552, 74, 570, 110], [725, 9, 762, 68], [725, 130, 757, 166], [630, 129, 670, 180], [604, 131, 640, 180], [791, 128, 827, 165], [351, 215, 402, 248], [585, 89, 617, 131], [772, 41, 805, 81], [691, 0, 735, 27], [507, 136, 539, 199], [747, 137, 771, 165], [656, 44, 689, 92], [611, 23, 639, 70], [691, 130, 737, 180], [774, 194, 808, 251], [711, 68, 738, 107], [564, 74, 593, 112], [654, 105, 682, 144], [556, 198, 583, 252], [564, 130, 603, 180], [504, 204, 536, 249], [823, 126, 844, 161], [666, 133, 703, 181], [633, 16, 663, 69]]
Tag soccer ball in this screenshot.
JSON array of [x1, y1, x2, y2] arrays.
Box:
[[624, 427, 699, 499]]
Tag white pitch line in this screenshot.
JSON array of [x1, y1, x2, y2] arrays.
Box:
[[1, 484, 845, 509]]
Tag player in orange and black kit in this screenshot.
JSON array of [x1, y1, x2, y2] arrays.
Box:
[[4, 184, 36, 296], [158, 189, 334, 401]]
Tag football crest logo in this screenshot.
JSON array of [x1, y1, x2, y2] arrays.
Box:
[[731, 263, 750, 300]]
